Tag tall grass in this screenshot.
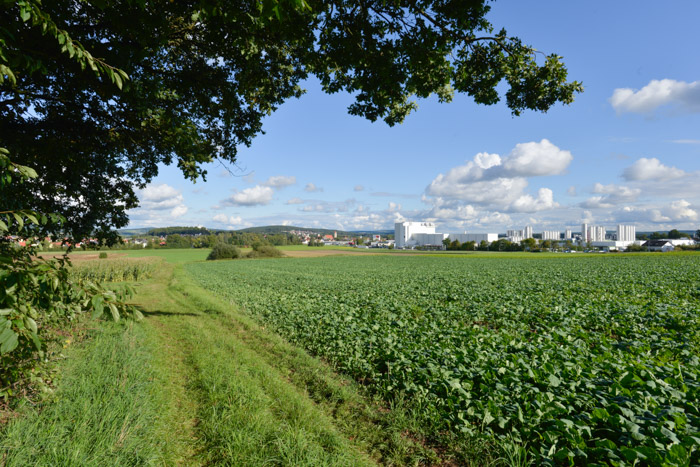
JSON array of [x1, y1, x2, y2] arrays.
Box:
[[0, 323, 173, 465], [70, 260, 156, 283]]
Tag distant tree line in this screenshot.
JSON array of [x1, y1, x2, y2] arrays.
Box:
[[147, 226, 212, 236], [637, 229, 692, 240], [442, 237, 581, 252]]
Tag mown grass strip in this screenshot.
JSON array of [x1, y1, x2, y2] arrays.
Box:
[[133, 264, 436, 466]]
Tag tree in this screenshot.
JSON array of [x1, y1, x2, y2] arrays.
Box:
[[667, 229, 682, 239], [521, 237, 536, 251], [1, 0, 582, 241]]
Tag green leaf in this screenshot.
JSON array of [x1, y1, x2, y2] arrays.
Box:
[[108, 303, 120, 321], [0, 329, 18, 354], [548, 374, 561, 387], [12, 212, 23, 231], [91, 295, 104, 318]]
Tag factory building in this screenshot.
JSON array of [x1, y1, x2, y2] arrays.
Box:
[[395, 222, 440, 248], [581, 223, 606, 243], [564, 229, 573, 239], [507, 226, 533, 243], [616, 224, 636, 242], [541, 230, 560, 241], [395, 222, 496, 248]]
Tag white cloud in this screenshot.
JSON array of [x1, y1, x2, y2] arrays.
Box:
[[223, 185, 274, 206], [129, 183, 189, 226], [622, 157, 685, 181], [170, 205, 188, 218], [139, 183, 184, 210], [425, 140, 571, 213], [286, 197, 304, 205], [666, 199, 698, 221], [615, 200, 698, 224], [670, 139, 700, 144], [387, 202, 402, 212], [263, 175, 296, 188], [581, 183, 641, 208], [499, 140, 573, 178], [510, 188, 558, 213], [304, 183, 323, 192], [610, 79, 700, 115], [213, 214, 243, 225], [567, 186, 577, 196], [354, 185, 365, 192]]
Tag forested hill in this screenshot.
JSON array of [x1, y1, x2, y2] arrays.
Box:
[[118, 225, 393, 237]]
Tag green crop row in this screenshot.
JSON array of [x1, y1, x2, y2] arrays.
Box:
[[187, 255, 700, 465]]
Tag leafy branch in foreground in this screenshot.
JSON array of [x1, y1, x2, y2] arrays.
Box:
[[0, 147, 140, 399]]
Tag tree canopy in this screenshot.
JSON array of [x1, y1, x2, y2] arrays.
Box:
[[1, 0, 582, 242]]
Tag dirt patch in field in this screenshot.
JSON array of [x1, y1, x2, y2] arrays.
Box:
[[34, 252, 147, 263]]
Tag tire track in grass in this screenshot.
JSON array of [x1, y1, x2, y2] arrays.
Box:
[[134, 264, 378, 466]]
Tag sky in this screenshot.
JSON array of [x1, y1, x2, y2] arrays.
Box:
[[127, 1, 700, 234]]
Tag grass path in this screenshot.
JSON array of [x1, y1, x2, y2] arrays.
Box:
[[134, 263, 433, 465], [1, 259, 433, 465]]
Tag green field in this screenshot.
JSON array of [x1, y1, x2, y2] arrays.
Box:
[[3, 250, 699, 465], [187, 254, 700, 465]]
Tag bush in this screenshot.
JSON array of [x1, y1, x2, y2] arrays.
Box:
[[206, 243, 241, 260], [245, 244, 284, 259], [99, 252, 108, 259]]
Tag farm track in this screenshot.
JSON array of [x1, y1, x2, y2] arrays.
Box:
[[131, 263, 432, 466]]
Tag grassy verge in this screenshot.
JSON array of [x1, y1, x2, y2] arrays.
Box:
[[0, 322, 177, 466]]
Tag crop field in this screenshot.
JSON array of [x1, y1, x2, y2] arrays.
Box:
[[187, 254, 700, 465]]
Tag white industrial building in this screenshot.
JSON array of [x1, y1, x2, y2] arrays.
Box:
[[541, 230, 560, 241], [564, 229, 573, 240], [581, 223, 606, 243], [507, 226, 533, 243], [395, 222, 442, 248], [616, 224, 636, 242], [395, 222, 497, 248]]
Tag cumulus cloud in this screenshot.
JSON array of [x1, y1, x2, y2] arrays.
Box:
[[298, 199, 355, 213], [304, 183, 323, 193], [622, 157, 685, 181], [581, 183, 641, 208], [222, 185, 274, 206], [498, 140, 573, 178], [263, 175, 296, 188], [139, 184, 184, 210], [286, 197, 304, 205], [425, 139, 571, 213], [213, 214, 243, 225], [354, 185, 365, 192], [510, 188, 558, 213], [130, 183, 189, 225], [567, 186, 577, 196], [615, 200, 698, 224], [610, 79, 700, 115]]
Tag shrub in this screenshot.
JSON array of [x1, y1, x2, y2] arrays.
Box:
[[99, 252, 108, 259], [206, 243, 241, 260], [245, 244, 284, 259]]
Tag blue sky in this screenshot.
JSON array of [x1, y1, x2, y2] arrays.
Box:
[[128, 1, 700, 233]]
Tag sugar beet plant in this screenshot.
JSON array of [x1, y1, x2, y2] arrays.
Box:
[[188, 255, 700, 465], [0, 148, 141, 399]]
